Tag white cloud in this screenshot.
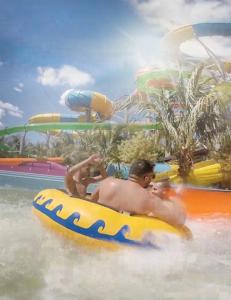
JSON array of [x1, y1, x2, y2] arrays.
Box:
[[13, 83, 24, 93], [37, 65, 94, 88], [14, 87, 22, 92], [0, 61, 3, 66], [0, 100, 23, 122]]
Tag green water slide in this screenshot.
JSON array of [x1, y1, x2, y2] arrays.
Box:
[[0, 122, 160, 137]]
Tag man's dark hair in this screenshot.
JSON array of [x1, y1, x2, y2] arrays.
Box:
[[129, 159, 155, 177]]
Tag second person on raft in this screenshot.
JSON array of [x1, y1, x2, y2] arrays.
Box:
[[65, 154, 107, 198]]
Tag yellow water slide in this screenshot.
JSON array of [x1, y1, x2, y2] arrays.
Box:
[[155, 160, 226, 186]]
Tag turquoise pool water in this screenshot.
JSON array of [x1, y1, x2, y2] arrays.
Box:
[[0, 187, 230, 300]]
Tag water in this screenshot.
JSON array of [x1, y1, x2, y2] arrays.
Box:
[[0, 187, 231, 300]]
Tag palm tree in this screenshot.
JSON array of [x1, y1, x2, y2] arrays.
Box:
[[43, 127, 129, 167], [76, 126, 129, 166], [118, 63, 229, 182], [209, 125, 231, 189], [117, 131, 165, 163]]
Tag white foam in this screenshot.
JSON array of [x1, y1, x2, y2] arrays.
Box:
[[0, 188, 230, 299]]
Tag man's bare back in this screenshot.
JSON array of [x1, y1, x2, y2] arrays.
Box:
[[94, 177, 152, 214], [91, 177, 185, 226]]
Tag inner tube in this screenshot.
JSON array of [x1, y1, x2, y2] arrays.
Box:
[[33, 189, 192, 249]]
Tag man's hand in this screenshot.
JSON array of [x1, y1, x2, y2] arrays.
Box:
[[87, 154, 103, 166], [149, 179, 171, 199], [156, 178, 171, 189]]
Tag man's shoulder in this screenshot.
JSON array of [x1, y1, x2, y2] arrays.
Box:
[[102, 176, 120, 182], [100, 176, 124, 185]]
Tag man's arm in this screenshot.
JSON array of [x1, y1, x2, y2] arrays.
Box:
[[91, 162, 108, 182], [64, 173, 75, 196], [67, 155, 99, 177], [145, 192, 186, 226], [64, 158, 90, 196], [149, 178, 171, 198]]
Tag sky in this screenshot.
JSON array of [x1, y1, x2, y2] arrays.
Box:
[[0, 0, 230, 129]]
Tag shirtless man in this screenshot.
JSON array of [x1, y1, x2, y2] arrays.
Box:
[[65, 154, 107, 198], [90, 159, 186, 226]]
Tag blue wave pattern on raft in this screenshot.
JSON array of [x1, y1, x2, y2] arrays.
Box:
[[33, 195, 159, 249]]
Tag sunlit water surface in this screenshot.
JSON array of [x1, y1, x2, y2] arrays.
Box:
[[0, 187, 231, 300]]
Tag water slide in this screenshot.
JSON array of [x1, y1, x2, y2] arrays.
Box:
[[29, 113, 90, 124], [136, 66, 231, 108], [29, 90, 114, 125], [166, 186, 231, 218], [0, 157, 64, 165], [162, 23, 231, 69], [63, 89, 113, 120], [3, 89, 117, 137], [28, 113, 96, 137], [137, 24, 231, 96], [136, 66, 190, 95], [162, 23, 231, 98], [0, 122, 160, 137], [155, 160, 226, 186], [26, 89, 114, 136]]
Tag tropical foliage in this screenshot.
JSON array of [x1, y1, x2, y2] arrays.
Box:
[[118, 131, 164, 163], [116, 63, 230, 181], [74, 126, 130, 166]]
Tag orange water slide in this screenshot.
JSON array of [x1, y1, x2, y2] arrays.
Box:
[[0, 157, 64, 165], [167, 187, 231, 218]]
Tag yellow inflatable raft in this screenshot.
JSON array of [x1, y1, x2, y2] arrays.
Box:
[[33, 189, 191, 249]]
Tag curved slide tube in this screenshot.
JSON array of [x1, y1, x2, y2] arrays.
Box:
[[29, 90, 114, 127], [136, 66, 231, 106], [29, 113, 93, 124], [63, 90, 113, 120], [0, 122, 160, 137], [136, 66, 191, 95], [162, 23, 231, 72], [137, 24, 231, 98]]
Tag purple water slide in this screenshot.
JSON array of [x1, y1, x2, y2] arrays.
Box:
[[0, 161, 67, 176]]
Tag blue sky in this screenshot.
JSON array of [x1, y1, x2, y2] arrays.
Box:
[[0, 0, 230, 128]]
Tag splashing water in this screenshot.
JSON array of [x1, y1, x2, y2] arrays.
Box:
[[0, 187, 230, 300]]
